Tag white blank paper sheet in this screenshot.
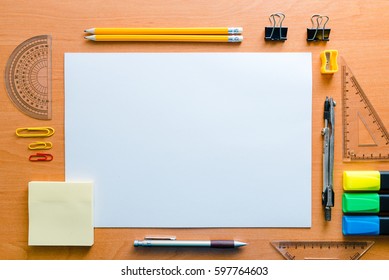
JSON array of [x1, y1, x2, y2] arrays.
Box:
[[65, 53, 312, 228]]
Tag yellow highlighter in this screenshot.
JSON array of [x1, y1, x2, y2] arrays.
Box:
[[343, 171, 389, 191]]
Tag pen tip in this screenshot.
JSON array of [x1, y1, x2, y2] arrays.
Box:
[[235, 241, 247, 247]]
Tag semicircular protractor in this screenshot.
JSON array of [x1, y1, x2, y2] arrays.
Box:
[[4, 35, 52, 120]]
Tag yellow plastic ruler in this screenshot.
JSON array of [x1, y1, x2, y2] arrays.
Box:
[[342, 58, 389, 161], [4, 35, 52, 120], [271, 240, 374, 260]]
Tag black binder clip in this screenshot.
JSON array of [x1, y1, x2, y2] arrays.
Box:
[[265, 13, 287, 41], [307, 15, 331, 41]]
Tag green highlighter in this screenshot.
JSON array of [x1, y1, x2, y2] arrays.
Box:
[[343, 171, 389, 191], [342, 193, 389, 213]]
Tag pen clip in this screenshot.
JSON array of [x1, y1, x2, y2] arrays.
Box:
[[144, 236, 176, 240]]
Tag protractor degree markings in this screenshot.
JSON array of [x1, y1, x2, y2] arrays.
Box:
[[4, 35, 52, 120]]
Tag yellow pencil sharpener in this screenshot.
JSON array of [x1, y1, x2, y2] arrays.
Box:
[[320, 50, 338, 74]]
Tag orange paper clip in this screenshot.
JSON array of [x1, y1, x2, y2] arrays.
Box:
[[29, 153, 53, 162]]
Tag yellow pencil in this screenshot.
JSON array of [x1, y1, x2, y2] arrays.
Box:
[[84, 35, 243, 43], [84, 27, 243, 35]]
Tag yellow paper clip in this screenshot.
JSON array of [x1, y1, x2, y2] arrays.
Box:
[[28, 141, 53, 150], [320, 50, 338, 74], [15, 127, 55, 138]]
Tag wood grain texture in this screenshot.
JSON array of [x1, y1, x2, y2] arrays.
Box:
[[1, 0, 389, 260]]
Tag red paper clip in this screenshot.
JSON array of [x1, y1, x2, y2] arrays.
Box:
[[29, 153, 53, 162]]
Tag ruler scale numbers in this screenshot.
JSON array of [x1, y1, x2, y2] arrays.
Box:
[[342, 59, 389, 161], [271, 241, 374, 260]]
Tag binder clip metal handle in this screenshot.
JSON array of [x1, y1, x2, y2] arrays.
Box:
[[265, 13, 288, 41], [307, 14, 331, 41]]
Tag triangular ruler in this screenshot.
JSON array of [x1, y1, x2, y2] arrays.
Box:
[[271, 240, 374, 260], [342, 58, 389, 161]]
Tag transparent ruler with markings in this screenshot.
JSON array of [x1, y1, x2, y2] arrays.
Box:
[[342, 58, 389, 161], [271, 240, 374, 260]]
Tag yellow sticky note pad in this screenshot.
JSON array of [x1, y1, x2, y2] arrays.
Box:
[[28, 181, 94, 246]]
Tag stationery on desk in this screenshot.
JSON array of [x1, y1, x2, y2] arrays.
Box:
[[343, 170, 389, 236], [343, 193, 389, 214], [84, 27, 243, 42], [64, 52, 312, 228], [84, 34, 243, 42], [4, 35, 52, 120], [343, 216, 389, 236], [341, 59, 389, 161], [322, 97, 335, 221], [306, 15, 331, 42], [134, 236, 246, 248], [28, 181, 94, 246], [264, 13, 288, 41], [343, 171, 389, 191], [85, 27, 243, 34]]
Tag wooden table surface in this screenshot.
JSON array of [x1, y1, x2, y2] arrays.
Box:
[[1, 0, 389, 260]]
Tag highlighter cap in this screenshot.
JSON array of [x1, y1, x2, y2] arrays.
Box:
[[342, 216, 379, 235], [343, 216, 389, 235], [342, 193, 379, 213], [343, 171, 386, 191]]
